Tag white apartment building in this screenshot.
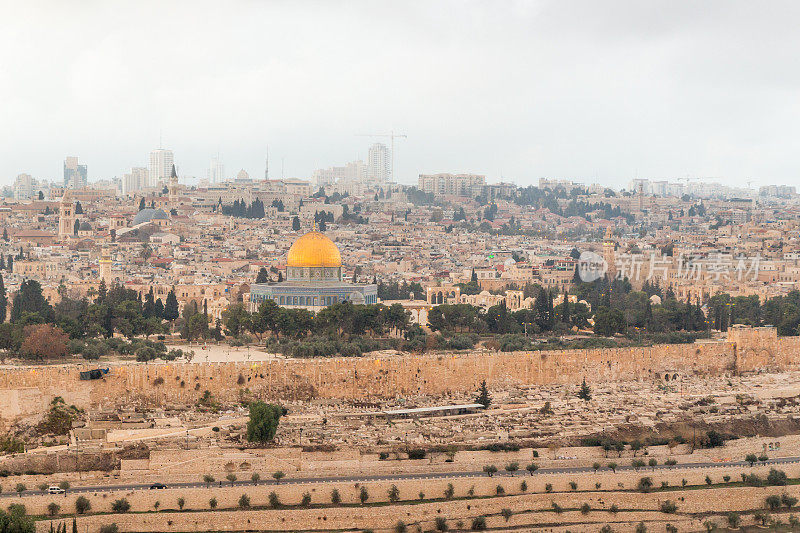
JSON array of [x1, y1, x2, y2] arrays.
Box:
[[418, 173, 486, 197], [313, 160, 367, 186], [123, 167, 148, 195], [208, 157, 225, 183], [368, 143, 390, 183], [13, 173, 33, 200], [149, 149, 174, 187]]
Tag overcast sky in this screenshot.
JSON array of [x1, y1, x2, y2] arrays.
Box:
[[1, 0, 799, 189]]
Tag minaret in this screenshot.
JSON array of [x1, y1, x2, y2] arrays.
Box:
[[603, 227, 617, 279], [99, 247, 113, 287], [58, 190, 75, 240], [168, 164, 179, 205]]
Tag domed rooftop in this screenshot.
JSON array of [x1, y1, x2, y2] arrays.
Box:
[[286, 231, 341, 268], [132, 208, 169, 226], [78, 221, 92, 231]]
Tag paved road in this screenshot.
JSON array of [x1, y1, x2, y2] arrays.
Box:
[[4, 456, 798, 499]]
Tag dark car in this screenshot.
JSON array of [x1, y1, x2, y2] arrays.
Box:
[[149, 483, 167, 489]]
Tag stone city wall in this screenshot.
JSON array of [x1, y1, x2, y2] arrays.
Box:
[[1, 327, 798, 427]]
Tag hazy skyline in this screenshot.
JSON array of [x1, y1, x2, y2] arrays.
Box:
[[2, 1, 799, 189]]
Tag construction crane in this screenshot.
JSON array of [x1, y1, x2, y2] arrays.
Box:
[[356, 130, 407, 182]]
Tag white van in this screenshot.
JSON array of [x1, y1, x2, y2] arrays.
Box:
[[48, 486, 65, 494]]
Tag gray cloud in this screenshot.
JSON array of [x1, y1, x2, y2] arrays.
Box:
[[1, 0, 798, 188]]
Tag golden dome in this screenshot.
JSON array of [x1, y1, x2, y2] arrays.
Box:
[[286, 231, 342, 268]]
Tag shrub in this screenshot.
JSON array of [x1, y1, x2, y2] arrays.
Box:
[[705, 475, 712, 485], [526, 463, 539, 475], [389, 484, 400, 502], [444, 483, 454, 499], [272, 471, 285, 482], [637, 477, 653, 493], [177, 497, 185, 510], [520, 481, 528, 492], [99, 525, 119, 533], [767, 468, 787, 486], [268, 491, 281, 508], [631, 459, 645, 470], [759, 454, 769, 462], [727, 512, 740, 528], [359, 486, 369, 504], [782, 493, 798, 508], [47, 502, 60, 516], [483, 465, 498, 477], [75, 496, 91, 514], [153, 501, 160, 510], [394, 522, 407, 533], [664, 458, 677, 466], [301, 492, 312, 507], [744, 473, 764, 487], [581, 503, 591, 514], [379, 452, 389, 460], [660, 500, 678, 514], [648, 458, 658, 469], [14, 483, 25, 495], [251, 472, 260, 483], [418, 491, 425, 500], [435, 516, 448, 532], [202, 474, 214, 485], [209, 497, 217, 509], [723, 475, 730, 483], [111, 499, 130, 513], [609, 503, 619, 514], [239, 494, 251, 509], [600, 526, 614, 533], [551, 502, 563, 514], [607, 462, 617, 472], [505, 462, 519, 472], [746, 453, 758, 466], [545, 483, 552, 492], [635, 522, 646, 533], [569, 481, 577, 490], [331, 489, 341, 504], [37, 483, 48, 492], [407, 449, 426, 460], [226, 473, 237, 484], [470, 516, 487, 530], [766, 495, 782, 511]]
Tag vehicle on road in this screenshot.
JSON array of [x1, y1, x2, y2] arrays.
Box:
[[48, 486, 65, 494], [149, 483, 167, 489]]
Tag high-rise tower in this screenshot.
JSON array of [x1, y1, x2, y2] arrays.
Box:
[[149, 149, 174, 187]]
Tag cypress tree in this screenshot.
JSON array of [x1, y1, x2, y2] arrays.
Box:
[[0, 273, 6, 323], [476, 379, 491, 408], [164, 288, 179, 321], [578, 378, 592, 401], [561, 289, 570, 324]]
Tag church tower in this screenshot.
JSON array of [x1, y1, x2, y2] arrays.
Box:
[[603, 226, 617, 279], [99, 247, 113, 287], [58, 190, 75, 240], [168, 164, 179, 205]]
